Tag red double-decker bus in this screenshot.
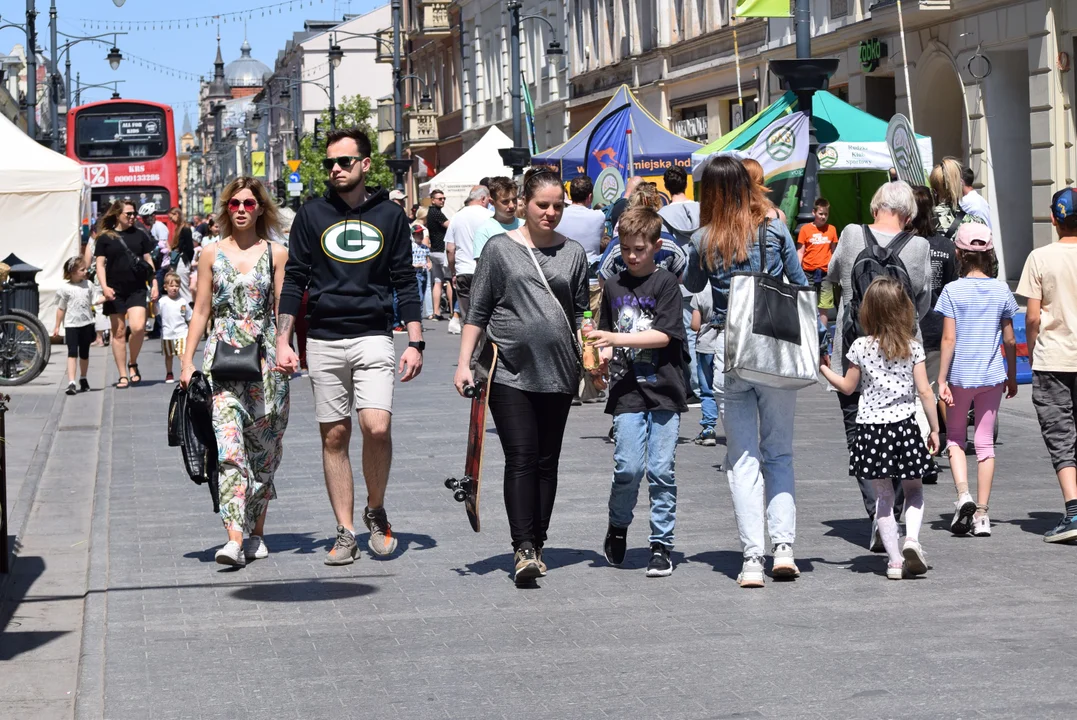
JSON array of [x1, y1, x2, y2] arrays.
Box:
[[65, 99, 178, 219]]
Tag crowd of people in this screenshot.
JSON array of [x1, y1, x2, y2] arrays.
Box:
[[71, 124, 1077, 589]]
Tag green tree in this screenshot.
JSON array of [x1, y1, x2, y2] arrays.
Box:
[[287, 94, 392, 197]]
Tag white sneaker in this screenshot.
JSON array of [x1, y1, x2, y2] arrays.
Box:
[[868, 518, 884, 552], [886, 565, 904, 580], [771, 543, 800, 578], [242, 535, 269, 560], [972, 514, 991, 537], [737, 556, 765, 588], [215, 540, 246, 567], [951, 492, 977, 535], [447, 316, 462, 334], [901, 539, 928, 576]]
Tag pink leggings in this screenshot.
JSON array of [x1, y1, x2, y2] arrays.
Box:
[[946, 383, 1004, 461]]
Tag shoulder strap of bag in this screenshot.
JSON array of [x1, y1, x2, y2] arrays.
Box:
[[755, 222, 768, 271], [861, 224, 879, 251], [515, 232, 581, 356], [887, 231, 914, 258], [943, 209, 966, 240]]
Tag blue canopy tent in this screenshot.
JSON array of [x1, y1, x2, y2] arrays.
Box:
[[532, 85, 701, 193]]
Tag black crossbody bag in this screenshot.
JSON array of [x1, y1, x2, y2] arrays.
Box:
[[210, 245, 274, 382], [116, 232, 155, 284]]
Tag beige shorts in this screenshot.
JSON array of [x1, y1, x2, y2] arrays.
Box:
[[307, 336, 396, 422]]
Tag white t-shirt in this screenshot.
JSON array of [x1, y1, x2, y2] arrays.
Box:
[[690, 284, 719, 355], [444, 204, 493, 275], [556, 204, 605, 260], [156, 295, 192, 340], [56, 280, 95, 328], [846, 336, 926, 424], [959, 190, 992, 229]]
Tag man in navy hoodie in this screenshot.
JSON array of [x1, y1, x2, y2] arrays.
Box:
[[276, 127, 424, 566]]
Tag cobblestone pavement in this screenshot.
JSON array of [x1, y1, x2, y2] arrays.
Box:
[[4, 328, 1077, 719]]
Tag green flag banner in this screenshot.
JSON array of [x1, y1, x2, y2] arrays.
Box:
[[735, 0, 791, 17]]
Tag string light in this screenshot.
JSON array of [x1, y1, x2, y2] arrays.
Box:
[[77, 0, 325, 33]]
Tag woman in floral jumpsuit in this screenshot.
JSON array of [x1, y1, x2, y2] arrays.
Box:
[[181, 177, 290, 567]]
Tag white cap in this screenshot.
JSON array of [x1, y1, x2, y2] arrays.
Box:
[[389, 189, 407, 201]]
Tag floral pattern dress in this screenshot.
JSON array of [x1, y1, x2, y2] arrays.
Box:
[[203, 243, 290, 533]]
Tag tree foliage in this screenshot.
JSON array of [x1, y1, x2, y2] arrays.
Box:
[[288, 94, 392, 197]]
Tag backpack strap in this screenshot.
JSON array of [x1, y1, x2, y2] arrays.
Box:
[[888, 230, 914, 258], [943, 209, 966, 240], [756, 221, 768, 271], [862, 224, 878, 250]]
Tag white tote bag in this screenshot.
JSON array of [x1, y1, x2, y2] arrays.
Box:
[[724, 224, 820, 390]]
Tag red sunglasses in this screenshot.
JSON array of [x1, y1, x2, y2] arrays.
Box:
[[227, 198, 258, 211]]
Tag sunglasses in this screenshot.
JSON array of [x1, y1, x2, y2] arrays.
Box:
[[322, 155, 362, 172], [123, 211, 136, 217], [227, 198, 258, 211]]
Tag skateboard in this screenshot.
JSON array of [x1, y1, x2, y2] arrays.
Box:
[[445, 341, 498, 532]]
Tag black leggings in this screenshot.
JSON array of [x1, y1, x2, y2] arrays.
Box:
[[65, 324, 95, 359], [487, 382, 573, 550]]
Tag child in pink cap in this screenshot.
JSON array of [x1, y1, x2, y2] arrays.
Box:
[[935, 222, 1019, 537]]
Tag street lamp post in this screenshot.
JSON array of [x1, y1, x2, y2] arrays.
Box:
[[327, 34, 343, 131], [47, 28, 126, 151], [500, 2, 564, 175], [25, 0, 36, 139], [74, 78, 124, 106]]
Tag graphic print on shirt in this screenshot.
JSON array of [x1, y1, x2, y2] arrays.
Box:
[[612, 291, 658, 383], [321, 220, 384, 263]]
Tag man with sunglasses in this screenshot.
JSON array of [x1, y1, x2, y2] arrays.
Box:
[[277, 126, 424, 566], [426, 189, 453, 320]]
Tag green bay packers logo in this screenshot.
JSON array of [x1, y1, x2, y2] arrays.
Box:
[[817, 145, 838, 168], [321, 221, 384, 263], [766, 125, 796, 161]]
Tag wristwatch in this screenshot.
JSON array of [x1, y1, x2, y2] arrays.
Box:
[[408, 340, 426, 353]]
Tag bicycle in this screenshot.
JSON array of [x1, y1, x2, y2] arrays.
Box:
[[0, 278, 49, 386]]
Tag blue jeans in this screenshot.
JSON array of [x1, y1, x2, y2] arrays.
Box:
[[609, 410, 680, 546], [415, 268, 427, 310], [697, 352, 717, 429], [423, 272, 434, 317], [681, 297, 699, 397], [724, 374, 797, 557]]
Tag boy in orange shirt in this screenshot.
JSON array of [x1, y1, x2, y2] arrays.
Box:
[[797, 197, 838, 320]]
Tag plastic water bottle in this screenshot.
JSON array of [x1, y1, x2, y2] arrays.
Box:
[[581, 311, 601, 371]]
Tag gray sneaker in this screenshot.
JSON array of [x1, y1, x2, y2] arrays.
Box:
[[771, 543, 800, 578], [363, 506, 398, 556], [737, 555, 765, 588], [242, 535, 269, 561], [324, 525, 358, 565]]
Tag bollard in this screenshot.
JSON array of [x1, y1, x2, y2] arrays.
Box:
[[0, 392, 7, 573]]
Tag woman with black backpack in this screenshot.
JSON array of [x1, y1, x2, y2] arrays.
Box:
[[94, 199, 159, 388], [826, 180, 932, 549]]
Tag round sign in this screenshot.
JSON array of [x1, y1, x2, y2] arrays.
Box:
[[594, 167, 626, 205], [766, 126, 796, 161], [817, 145, 838, 168], [321, 221, 384, 263]]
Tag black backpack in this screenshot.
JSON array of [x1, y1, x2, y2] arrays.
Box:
[[841, 225, 915, 364]]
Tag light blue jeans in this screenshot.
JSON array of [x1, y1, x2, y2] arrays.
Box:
[[609, 410, 680, 547], [724, 374, 797, 558], [697, 331, 726, 430]]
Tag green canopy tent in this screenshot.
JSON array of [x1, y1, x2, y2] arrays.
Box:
[[692, 90, 934, 231]]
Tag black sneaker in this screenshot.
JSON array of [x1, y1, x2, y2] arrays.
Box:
[[79, 378, 90, 392], [603, 524, 627, 566], [65, 382, 77, 396], [513, 542, 541, 586], [1044, 516, 1077, 544], [645, 543, 673, 577]]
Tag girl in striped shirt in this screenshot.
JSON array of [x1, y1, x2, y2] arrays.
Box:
[[936, 224, 1019, 538]]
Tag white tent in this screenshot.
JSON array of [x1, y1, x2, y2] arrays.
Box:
[[419, 125, 514, 210], [0, 112, 88, 325]]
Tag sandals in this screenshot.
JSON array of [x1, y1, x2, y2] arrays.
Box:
[[128, 363, 141, 384], [115, 377, 129, 389]]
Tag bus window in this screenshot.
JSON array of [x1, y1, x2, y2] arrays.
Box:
[[76, 111, 167, 161]]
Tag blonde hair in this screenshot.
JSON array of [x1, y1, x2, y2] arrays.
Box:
[[627, 181, 662, 211], [929, 157, 963, 209], [860, 277, 916, 361], [617, 207, 662, 243], [216, 177, 282, 241], [163, 272, 181, 287]]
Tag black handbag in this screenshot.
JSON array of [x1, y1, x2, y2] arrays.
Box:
[[116, 231, 155, 284], [210, 245, 273, 382]]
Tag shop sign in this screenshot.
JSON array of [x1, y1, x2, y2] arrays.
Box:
[[859, 38, 888, 72]]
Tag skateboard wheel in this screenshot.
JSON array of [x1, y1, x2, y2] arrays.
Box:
[[453, 490, 467, 502], [445, 477, 458, 490], [463, 384, 477, 399]]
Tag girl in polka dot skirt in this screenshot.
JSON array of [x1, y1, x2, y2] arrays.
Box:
[[821, 277, 941, 580]]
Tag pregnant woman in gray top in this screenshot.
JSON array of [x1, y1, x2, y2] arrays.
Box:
[[455, 168, 589, 587]]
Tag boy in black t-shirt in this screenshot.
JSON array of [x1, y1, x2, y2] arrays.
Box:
[[586, 207, 687, 577]]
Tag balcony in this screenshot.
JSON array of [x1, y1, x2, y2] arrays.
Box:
[[375, 28, 395, 64], [409, 0, 451, 42], [404, 108, 438, 147]]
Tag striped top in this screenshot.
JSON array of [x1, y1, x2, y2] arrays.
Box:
[[934, 277, 1019, 388]]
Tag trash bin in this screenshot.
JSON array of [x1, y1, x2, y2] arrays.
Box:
[[1, 253, 42, 317]]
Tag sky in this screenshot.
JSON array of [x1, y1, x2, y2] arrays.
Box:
[[0, 0, 383, 141]]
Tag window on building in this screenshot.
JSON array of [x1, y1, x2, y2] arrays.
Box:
[[864, 76, 895, 121], [590, 0, 600, 67], [673, 0, 685, 40], [830, 84, 849, 103], [698, 0, 710, 32], [674, 105, 709, 142], [620, 0, 632, 59], [640, 0, 657, 51], [729, 96, 758, 130]]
